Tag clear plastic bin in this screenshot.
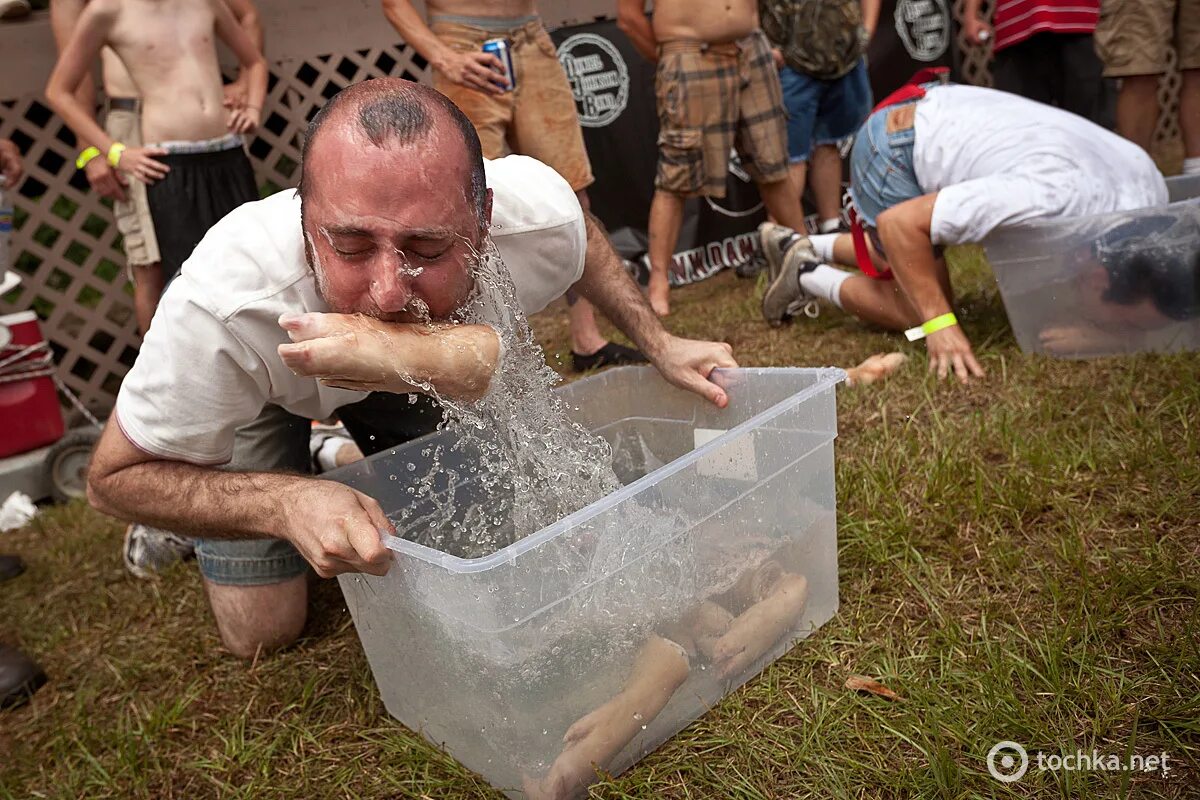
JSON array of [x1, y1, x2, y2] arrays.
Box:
[[984, 174, 1199, 358], [331, 367, 843, 798]]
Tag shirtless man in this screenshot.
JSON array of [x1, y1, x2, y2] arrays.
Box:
[[46, 0, 267, 290], [617, 0, 807, 316], [49, 0, 263, 336], [381, 0, 647, 373]]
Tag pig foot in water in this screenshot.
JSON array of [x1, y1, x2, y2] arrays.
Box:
[[522, 636, 690, 800], [844, 352, 907, 387], [711, 573, 809, 679]]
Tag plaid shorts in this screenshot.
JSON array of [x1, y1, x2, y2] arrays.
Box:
[[654, 31, 790, 198]]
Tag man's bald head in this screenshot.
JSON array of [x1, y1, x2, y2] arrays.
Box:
[[298, 78, 486, 224]]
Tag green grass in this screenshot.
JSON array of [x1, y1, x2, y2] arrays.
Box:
[[2, 252, 1198, 798]]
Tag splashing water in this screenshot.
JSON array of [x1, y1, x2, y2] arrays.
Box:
[[387, 236, 621, 559]]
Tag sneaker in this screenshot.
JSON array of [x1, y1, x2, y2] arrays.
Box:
[[758, 221, 802, 284], [122, 524, 194, 579], [0, 0, 31, 20], [761, 236, 822, 326]]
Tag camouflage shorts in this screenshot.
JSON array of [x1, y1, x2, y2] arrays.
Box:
[[654, 31, 790, 198]]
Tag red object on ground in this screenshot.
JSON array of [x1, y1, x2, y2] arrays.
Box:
[[992, 0, 1100, 52], [0, 310, 65, 458]]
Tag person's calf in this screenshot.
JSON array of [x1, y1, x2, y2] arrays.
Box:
[[130, 262, 165, 335], [204, 574, 308, 660]]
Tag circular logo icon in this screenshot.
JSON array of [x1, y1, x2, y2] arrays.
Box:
[[557, 33, 630, 128], [987, 741, 1029, 783], [894, 0, 950, 62]]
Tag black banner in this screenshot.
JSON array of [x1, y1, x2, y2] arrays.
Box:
[[551, 10, 955, 287]]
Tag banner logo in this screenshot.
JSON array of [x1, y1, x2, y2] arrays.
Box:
[[558, 33, 630, 128], [895, 0, 949, 62]]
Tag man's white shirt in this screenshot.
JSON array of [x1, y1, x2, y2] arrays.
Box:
[[116, 155, 586, 464], [913, 84, 1168, 245]]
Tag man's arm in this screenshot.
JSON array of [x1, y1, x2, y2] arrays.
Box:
[[860, 0, 881, 40], [875, 194, 984, 382], [87, 418, 393, 578], [573, 212, 738, 406], [379, 0, 507, 94], [49, 0, 130, 202], [212, 0, 267, 133], [616, 0, 658, 63], [220, 0, 265, 112], [962, 0, 991, 44]]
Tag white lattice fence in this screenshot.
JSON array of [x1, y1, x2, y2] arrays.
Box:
[[0, 43, 431, 415]]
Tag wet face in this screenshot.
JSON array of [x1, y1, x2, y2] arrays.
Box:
[[301, 124, 490, 322]]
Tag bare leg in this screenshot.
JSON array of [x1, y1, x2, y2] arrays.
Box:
[[757, 176, 807, 232], [647, 190, 685, 316], [711, 572, 809, 679], [809, 145, 844, 223], [1181, 68, 1200, 159], [130, 262, 165, 336], [566, 188, 615, 353], [525, 636, 690, 800], [662, 600, 734, 660], [204, 574, 308, 660], [1114, 74, 1161, 152], [788, 161, 808, 207], [334, 440, 364, 467]]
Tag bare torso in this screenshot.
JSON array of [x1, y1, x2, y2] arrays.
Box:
[[99, 47, 140, 98], [105, 0, 229, 142], [652, 0, 759, 43], [425, 0, 536, 18]]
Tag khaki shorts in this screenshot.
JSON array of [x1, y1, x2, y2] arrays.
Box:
[[654, 31, 790, 198], [431, 19, 594, 192], [1095, 0, 1200, 76], [104, 103, 160, 268]]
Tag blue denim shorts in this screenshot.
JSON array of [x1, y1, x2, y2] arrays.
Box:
[[779, 59, 872, 163], [848, 96, 925, 227], [194, 404, 312, 586]]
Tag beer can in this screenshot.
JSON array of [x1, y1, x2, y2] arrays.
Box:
[[482, 38, 515, 92]]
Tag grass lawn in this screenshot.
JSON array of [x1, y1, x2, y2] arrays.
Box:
[[1, 251, 1198, 799]]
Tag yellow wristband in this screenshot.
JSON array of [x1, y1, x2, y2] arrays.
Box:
[[106, 142, 126, 168], [905, 312, 958, 342], [75, 147, 101, 170]]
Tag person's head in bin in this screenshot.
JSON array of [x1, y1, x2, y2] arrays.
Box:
[[297, 79, 492, 323], [1073, 214, 1200, 326]]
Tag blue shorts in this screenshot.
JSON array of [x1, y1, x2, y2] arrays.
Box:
[[779, 59, 872, 164], [848, 95, 925, 227]]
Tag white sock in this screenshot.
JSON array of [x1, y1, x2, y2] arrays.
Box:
[[1183, 157, 1200, 175], [798, 264, 852, 309], [809, 233, 839, 263], [818, 217, 841, 233], [315, 434, 352, 472]]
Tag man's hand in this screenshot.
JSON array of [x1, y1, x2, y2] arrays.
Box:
[[277, 312, 501, 402], [0, 140, 22, 188], [771, 47, 785, 70], [434, 49, 508, 94], [117, 146, 171, 184], [84, 158, 129, 202], [925, 325, 984, 383], [278, 479, 394, 578], [649, 335, 738, 408], [964, 15, 991, 45], [227, 104, 260, 134], [223, 77, 250, 112]]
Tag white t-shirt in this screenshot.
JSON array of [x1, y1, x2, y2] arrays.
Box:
[[913, 84, 1168, 245], [115, 155, 586, 465]]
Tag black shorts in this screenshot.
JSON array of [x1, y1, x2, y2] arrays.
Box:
[[145, 145, 259, 284]]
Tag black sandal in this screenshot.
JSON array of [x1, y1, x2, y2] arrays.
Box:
[[571, 342, 648, 373]]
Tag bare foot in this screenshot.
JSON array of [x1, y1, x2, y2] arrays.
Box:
[[647, 273, 671, 317], [711, 573, 809, 679], [844, 352, 908, 387], [1038, 324, 1121, 355], [526, 636, 690, 799]]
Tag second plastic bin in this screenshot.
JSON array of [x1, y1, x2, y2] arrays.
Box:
[[331, 366, 843, 798], [984, 174, 1199, 358]]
